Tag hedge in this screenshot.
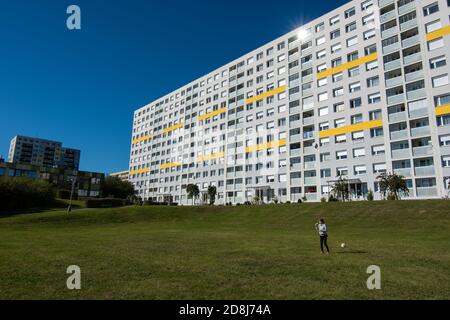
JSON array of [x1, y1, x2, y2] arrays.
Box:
[[0, 177, 55, 212], [85, 198, 126, 208]]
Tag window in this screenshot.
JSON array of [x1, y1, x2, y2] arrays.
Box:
[[354, 165, 367, 175], [439, 135, 450, 146], [442, 156, 450, 168], [349, 82, 361, 93], [330, 15, 340, 26], [336, 150, 348, 160], [430, 56, 446, 69], [318, 92, 328, 102], [426, 20, 442, 33], [428, 38, 444, 51], [424, 2, 439, 16], [345, 7, 356, 19], [367, 76, 379, 87], [347, 36, 358, 47], [353, 147, 366, 158], [331, 43, 342, 53], [368, 93, 381, 104], [366, 60, 378, 71], [319, 107, 329, 117], [432, 74, 449, 88], [364, 29, 376, 40], [316, 36, 326, 46], [372, 145, 385, 155]]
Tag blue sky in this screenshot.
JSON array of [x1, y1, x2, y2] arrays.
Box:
[[0, 0, 347, 173]]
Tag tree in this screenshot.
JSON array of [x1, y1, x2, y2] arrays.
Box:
[[331, 175, 350, 202], [101, 176, 135, 199], [186, 184, 200, 205], [207, 185, 217, 206], [377, 172, 409, 200]]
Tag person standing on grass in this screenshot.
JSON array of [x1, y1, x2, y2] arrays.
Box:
[[315, 218, 330, 254]]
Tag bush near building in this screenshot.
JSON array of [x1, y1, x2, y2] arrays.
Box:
[[0, 177, 55, 212], [101, 176, 135, 199]]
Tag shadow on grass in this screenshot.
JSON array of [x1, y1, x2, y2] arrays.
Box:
[[336, 250, 369, 254], [0, 200, 83, 219]]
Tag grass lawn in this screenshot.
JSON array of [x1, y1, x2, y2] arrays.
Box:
[[0, 200, 449, 300]]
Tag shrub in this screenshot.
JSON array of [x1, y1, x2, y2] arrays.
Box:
[[85, 198, 125, 208], [328, 195, 339, 202], [321, 197, 327, 203], [297, 199, 303, 204], [367, 190, 374, 202], [0, 177, 55, 212], [101, 176, 134, 199]]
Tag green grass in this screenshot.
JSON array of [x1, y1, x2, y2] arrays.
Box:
[[0, 200, 449, 300]]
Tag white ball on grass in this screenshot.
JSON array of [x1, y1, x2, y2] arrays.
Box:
[[341, 243, 346, 248]]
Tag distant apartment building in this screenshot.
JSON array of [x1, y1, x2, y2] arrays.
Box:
[[0, 161, 104, 198], [110, 171, 130, 182], [129, 0, 450, 204], [8, 135, 81, 170]]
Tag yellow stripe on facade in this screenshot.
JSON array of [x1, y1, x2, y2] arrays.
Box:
[[317, 53, 378, 80], [197, 152, 225, 162], [246, 86, 287, 104], [319, 120, 383, 139], [245, 139, 287, 153], [163, 123, 183, 133], [435, 104, 450, 116], [198, 108, 227, 121], [132, 134, 153, 144], [160, 162, 182, 170], [426, 25, 450, 42], [130, 168, 150, 175]]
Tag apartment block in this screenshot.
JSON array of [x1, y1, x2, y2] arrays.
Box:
[[129, 0, 450, 204], [9, 135, 81, 170]]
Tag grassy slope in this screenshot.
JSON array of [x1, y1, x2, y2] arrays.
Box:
[[0, 201, 449, 300]]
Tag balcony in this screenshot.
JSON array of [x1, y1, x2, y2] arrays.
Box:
[[412, 146, 433, 157], [304, 177, 318, 186], [290, 149, 301, 157], [303, 146, 316, 155], [394, 168, 412, 177], [388, 111, 407, 123], [405, 70, 424, 83], [402, 35, 419, 48], [380, 11, 396, 23], [386, 76, 404, 88], [414, 166, 435, 177], [398, 1, 416, 15], [301, 61, 313, 70], [400, 19, 417, 32], [303, 117, 315, 126], [288, 39, 300, 50], [290, 163, 302, 171], [290, 178, 302, 186], [416, 187, 438, 197], [304, 162, 316, 170], [383, 42, 401, 55], [382, 26, 399, 39], [289, 120, 301, 129], [384, 59, 402, 71], [303, 132, 315, 140], [379, 0, 394, 8], [392, 148, 410, 159], [302, 193, 317, 202], [411, 126, 431, 138], [409, 108, 428, 119], [390, 130, 409, 140], [387, 94, 405, 105], [407, 89, 426, 101], [403, 53, 422, 66]]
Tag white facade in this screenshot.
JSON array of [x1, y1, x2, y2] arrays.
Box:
[[129, 0, 450, 204]]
